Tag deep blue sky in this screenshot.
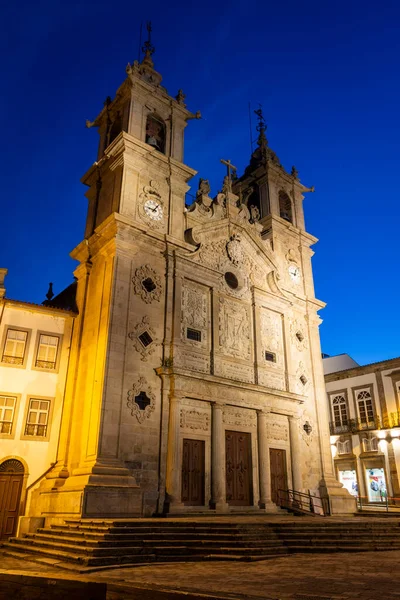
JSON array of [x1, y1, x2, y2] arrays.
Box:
[[2, 0, 399, 366]]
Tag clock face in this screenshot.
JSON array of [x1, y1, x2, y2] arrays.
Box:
[[288, 264, 301, 283], [144, 199, 163, 221]]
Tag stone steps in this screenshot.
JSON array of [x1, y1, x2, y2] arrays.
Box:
[[5, 517, 400, 569]]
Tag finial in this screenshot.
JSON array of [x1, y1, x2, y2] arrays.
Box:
[[103, 96, 112, 107], [142, 21, 155, 67], [46, 282, 54, 301], [291, 165, 299, 179], [175, 89, 186, 106], [254, 105, 268, 156]]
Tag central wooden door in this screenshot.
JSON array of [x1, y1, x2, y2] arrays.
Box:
[[181, 439, 205, 505], [225, 431, 253, 506], [0, 460, 24, 540], [270, 448, 287, 504]]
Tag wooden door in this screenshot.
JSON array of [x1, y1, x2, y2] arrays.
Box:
[[0, 472, 23, 539], [181, 439, 205, 505], [225, 431, 253, 506], [270, 448, 287, 504]]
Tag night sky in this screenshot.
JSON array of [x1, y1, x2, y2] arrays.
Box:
[[2, 0, 399, 366]]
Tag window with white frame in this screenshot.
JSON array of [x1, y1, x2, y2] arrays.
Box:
[[0, 395, 17, 434], [2, 329, 28, 366], [337, 438, 351, 455], [24, 398, 50, 437], [35, 334, 59, 370], [361, 436, 378, 452], [332, 394, 348, 426], [357, 389, 374, 423]]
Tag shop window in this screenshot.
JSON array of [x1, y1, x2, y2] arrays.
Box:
[[35, 334, 60, 370], [2, 328, 28, 366], [338, 469, 358, 497], [357, 389, 374, 423], [0, 395, 17, 435], [366, 467, 386, 502], [332, 394, 348, 427], [145, 113, 166, 154], [279, 191, 293, 223]]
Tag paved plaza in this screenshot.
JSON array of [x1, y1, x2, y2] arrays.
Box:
[[1, 548, 400, 599]]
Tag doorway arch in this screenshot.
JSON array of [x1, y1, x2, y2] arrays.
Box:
[[0, 458, 25, 539]]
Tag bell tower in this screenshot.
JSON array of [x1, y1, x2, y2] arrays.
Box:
[[33, 28, 201, 520], [83, 22, 199, 243]]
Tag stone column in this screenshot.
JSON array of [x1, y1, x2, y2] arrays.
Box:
[[288, 415, 303, 492], [211, 403, 228, 512], [165, 396, 184, 510], [307, 312, 356, 515], [257, 410, 278, 512]]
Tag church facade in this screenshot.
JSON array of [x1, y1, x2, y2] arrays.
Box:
[[27, 38, 355, 523]]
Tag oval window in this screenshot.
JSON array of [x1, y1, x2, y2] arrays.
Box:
[[225, 272, 239, 290]]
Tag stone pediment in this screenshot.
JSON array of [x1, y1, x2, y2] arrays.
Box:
[[181, 220, 287, 300]]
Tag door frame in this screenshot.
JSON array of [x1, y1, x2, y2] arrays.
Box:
[[0, 456, 29, 538], [225, 429, 254, 506]]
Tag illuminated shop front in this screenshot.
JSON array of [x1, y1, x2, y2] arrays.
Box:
[[365, 467, 387, 502], [338, 469, 358, 497]]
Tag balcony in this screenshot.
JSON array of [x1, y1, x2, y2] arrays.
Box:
[[330, 413, 400, 435]]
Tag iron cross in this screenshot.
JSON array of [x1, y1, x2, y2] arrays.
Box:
[[220, 159, 237, 180]]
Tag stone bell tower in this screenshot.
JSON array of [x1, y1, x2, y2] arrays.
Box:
[[31, 26, 201, 520]]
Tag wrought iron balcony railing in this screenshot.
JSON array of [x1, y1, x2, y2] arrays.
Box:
[[24, 423, 47, 437], [330, 413, 400, 435]]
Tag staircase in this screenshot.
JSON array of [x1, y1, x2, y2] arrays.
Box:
[[3, 518, 400, 571]]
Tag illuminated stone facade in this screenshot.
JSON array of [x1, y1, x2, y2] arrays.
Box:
[[26, 47, 355, 523]]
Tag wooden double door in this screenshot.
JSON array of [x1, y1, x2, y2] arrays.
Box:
[[225, 430, 253, 506], [0, 462, 24, 539], [182, 439, 205, 505], [270, 448, 287, 504]]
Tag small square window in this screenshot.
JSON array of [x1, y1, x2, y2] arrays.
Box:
[[265, 351, 276, 362], [138, 331, 153, 348], [186, 328, 202, 342], [142, 278, 156, 293], [2, 329, 28, 366], [300, 375, 307, 386], [296, 332, 304, 343]]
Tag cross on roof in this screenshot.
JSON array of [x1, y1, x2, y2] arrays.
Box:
[[220, 158, 237, 180]]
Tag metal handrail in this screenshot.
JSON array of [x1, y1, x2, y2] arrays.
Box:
[[277, 488, 329, 516], [357, 494, 400, 512]]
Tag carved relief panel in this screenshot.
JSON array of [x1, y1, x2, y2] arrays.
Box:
[[259, 308, 284, 368], [180, 280, 210, 349], [218, 297, 251, 360]]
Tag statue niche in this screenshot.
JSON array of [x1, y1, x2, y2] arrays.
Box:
[[145, 113, 166, 154]]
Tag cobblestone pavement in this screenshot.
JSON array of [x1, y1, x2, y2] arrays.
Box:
[[1, 550, 400, 599]]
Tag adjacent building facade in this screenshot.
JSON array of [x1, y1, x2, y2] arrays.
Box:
[[325, 355, 400, 504], [0, 270, 75, 539], [3, 39, 355, 529]]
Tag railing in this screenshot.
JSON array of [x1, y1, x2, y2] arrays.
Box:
[[24, 423, 47, 437], [357, 494, 400, 512], [277, 488, 330, 516], [329, 413, 400, 435], [0, 421, 12, 434]]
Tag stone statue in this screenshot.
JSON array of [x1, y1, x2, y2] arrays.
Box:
[[197, 178, 211, 197], [250, 205, 260, 222]]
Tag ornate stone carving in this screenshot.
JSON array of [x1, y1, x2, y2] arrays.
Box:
[[296, 361, 310, 394], [290, 318, 308, 351], [132, 264, 162, 304], [222, 406, 257, 429], [127, 376, 156, 423], [260, 309, 283, 364], [181, 282, 208, 330], [299, 413, 315, 446], [127, 315, 156, 361], [226, 234, 244, 266], [218, 297, 251, 360], [267, 420, 289, 442], [180, 409, 210, 431]]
